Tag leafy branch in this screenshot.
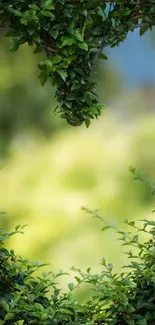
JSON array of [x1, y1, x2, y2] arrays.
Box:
[[0, 0, 154, 126]]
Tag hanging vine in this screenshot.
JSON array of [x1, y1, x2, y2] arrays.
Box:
[[0, 0, 155, 126]]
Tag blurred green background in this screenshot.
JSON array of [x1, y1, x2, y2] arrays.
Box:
[[0, 29, 155, 297]]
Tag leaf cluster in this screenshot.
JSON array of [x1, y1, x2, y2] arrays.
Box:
[[0, 215, 155, 324], [0, 0, 155, 126]]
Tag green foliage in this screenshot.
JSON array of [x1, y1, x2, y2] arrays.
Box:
[[1, 214, 155, 324], [0, 0, 154, 126]]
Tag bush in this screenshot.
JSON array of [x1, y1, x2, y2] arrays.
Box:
[[0, 212, 155, 325]]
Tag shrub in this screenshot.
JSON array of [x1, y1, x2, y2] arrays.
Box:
[[0, 212, 155, 324], [1, 0, 154, 126]]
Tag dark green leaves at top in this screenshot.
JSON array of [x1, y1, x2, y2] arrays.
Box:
[[2, 0, 154, 126]]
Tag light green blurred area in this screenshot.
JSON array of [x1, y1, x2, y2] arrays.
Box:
[[0, 34, 155, 297]]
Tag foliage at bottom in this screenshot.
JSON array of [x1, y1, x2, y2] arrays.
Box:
[[0, 215, 155, 324]]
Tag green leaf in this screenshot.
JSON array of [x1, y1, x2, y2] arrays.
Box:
[[15, 225, 21, 231], [34, 46, 42, 54], [78, 42, 88, 51], [98, 53, 108, 60], [9, 40, 20, 52], [139, 26, 148, 37], [74, 276, 81, 283], [39, 73, 48, 86], [42, 11, 55, 18], [71, 83, 81, 91], [4, 313, 15, 321], [101, 225, 112, 231], [44, 0, 54, 8], [1, 300, 9, 312], [68, 282, 74, 290], [51, 56, 62, 64], [7, 8, 23, 17], [123, 8, 131, 16], [61, 36, 76, 47], [113, 10, 120, 17], [28, 4, 40, 11], [108, 263, 113, 271], [74, 29, 83, 42], [137, 320, 147, 325], [50, 29, 59, 39], [85, 118, 90, 128], [16, 321, 24, 325], [67, 293, 72, 301], [57, 69, 68, 81], [101, 258, 106, 266]]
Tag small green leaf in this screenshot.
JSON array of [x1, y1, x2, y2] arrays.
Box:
[[74, 29, 83, 42], [44, 0, 54, 8], [85, 118, 90, 128], [137, 320, 147, 325], [57, 69, 68, 81], [101, 258, 106, 266], [50, 29, 59, 39], [108, 263, 113, 272], [67, 293, 72, 301], [7, 8, 23, 17], [16, 321, 24, 325], [1, 300, 9, 312], [78, 42, 88, 51], [42, 11, 55, 18], [39, 73, 48, 86], [98, 53, 108, 60], [9, 40, 20, 52], [28, 4, 40, 10], [68, 282, 74, 290], [51, 56, 62, 64], [75, 276, 81, 283], [101, 226, 112, 231], [15, 225, 21, 231], [61, 36, 76, 47], [34, 46, 42, 54], [4, 313, 14, 321]]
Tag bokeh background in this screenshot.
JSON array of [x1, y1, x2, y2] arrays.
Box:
[[0, 28, 155, 298]]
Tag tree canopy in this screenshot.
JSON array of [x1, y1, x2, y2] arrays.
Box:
[[0, 0, 154, 126]]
